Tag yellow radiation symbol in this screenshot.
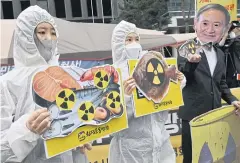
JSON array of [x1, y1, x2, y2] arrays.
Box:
[[56, 89, 76, 110], [187, 42, 196, 54], [106, 91, 121, 112], [146, 58, 164, 85], [94, 70, 110, 89], [78, 101, 95, 122]]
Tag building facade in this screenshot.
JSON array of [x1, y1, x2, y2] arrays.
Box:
[[1, 0, 119, 23]]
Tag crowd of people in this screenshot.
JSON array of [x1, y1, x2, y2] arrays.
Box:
[[0, 3, 240, 163]]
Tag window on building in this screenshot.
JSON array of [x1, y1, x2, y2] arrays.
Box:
[[71, 0, 82, 17], [2, 1, 14, 19], [176, 2, 181, 7], [21, 1, 30, 11], [87, 0, 97, 16], [55, 0, 66, 18], [171, 2, 176, 7], [102, 0, 112, 16]]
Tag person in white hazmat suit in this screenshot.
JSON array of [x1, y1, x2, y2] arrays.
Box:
[[109, 20, 186, 163], [0, 5, 91, 163]]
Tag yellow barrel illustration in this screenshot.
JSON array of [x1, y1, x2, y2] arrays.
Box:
[[190, 106, 240, 163]]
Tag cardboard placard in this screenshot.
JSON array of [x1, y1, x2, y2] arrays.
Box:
[[128, 53, 184, 117], [31, 65, 128, 158]]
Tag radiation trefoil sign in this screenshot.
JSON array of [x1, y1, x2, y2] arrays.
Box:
[[128, 51, 184, 117], [190, 106, 240, 163], [32, 65, 128, 158]]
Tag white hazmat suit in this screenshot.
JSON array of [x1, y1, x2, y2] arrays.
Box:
[[108, 21, 176, 163], [0, 5, 88, 163]]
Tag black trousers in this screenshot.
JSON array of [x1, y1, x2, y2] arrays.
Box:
[[182, 120, 192, 163]]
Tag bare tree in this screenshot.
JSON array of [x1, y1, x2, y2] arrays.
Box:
[[181, 0, 193, 33]]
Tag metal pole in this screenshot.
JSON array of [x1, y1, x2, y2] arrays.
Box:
[[1, 2, 3, 19], [12, 0, 21, 19], [195, 0, 197, 16], [30, 0, 37, 5], [47, 0, 56, 17], [91, 0, 94, 23], [111, 0, 114, 20], [101, 0, 104, 23]]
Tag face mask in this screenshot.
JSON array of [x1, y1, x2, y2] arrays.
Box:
[[229, 31, 236, 39], [34, 35, 57, 62], [125, 42, 142, 59]]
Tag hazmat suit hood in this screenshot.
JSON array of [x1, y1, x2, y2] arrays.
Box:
[[111, 20, 142, 81], [13, 5, 59, 68], [112, 20, 139, 67]]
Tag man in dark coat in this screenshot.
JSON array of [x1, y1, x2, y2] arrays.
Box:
[[177, 4, 240, 163], [218, 21, 240, 88]]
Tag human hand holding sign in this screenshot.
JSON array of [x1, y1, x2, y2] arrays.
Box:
[[79, 143, 92, 154], [188, 54, 202, 63], [123, 77, 136, 96], [232, 101, 240, 117], [26, 108, 51, 135], [176, 70, 185, 81]]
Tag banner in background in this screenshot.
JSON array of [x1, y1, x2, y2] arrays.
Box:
[[196, 0, 237, 21]]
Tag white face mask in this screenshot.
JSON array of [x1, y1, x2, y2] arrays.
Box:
[[229, 31, 236, 39], [125, 42, 142, 59], [34, 35, 57, 62]]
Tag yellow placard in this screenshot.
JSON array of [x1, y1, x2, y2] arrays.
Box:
[[44, 68, 128, 158], [230, 87, 240, 100], [128, 58, 184, 117], [87, 145, 109, 163], [222, 87, 240, 104], [190, 106, 240, 163], [196, 0, 237, 21], [171, 135, 183, 163]]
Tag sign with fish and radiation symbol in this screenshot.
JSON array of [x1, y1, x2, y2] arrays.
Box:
[[31, 65, 128, 158], [128, 51, 184, 117]]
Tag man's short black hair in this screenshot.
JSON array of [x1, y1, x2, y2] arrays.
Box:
[[196, 3, 230, 25]]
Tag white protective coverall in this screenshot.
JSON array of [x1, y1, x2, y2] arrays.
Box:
[[0, 5, 88, 163], [108, 20, 176, 163]]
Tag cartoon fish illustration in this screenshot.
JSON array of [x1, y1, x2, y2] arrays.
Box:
[[178, 39, 202, 60], [32, 65, 124, 140], [178, 39, 214, 60], [132, 51, 178, 103], [33, 65, 119, 105], [32, 66, 82, 103], [80, 65, 119, 84]]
